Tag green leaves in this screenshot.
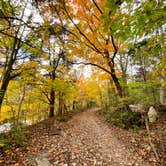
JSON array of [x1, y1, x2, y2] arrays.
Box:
[[130, 0, 166, 35], [103, 0, 132, 42]]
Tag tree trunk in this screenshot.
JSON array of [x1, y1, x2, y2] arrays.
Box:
[[49, 67, 56, 117], [17, 86, 26, 124], [160, 77, 164, 104], [0, 73, 10, 111], [58, 92, 63, 116], [110, 68, 123, 97], [106, 49, 123, 98], [49, 89, 55, 117], [122, 72, 127, 85], [72, 100, 76, 110]]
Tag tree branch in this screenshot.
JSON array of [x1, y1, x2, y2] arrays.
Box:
[[69, 61, 111, 75], [62, 1, 102, 54], [111, 35, 118, 66], [92, 0, 103, 14]]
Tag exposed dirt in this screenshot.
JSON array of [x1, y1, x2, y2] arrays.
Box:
[[1, 108, 165, 166]]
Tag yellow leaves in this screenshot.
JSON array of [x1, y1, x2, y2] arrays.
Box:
[[97, 72, 110, 80], [75, 69, 112, 103], [119, 43, 127, 52], [77, 79, 100, 100], [68, 45, 85, 57], [89, 55, 102, 63], [0, 105, 11, 122], [116, 70, 122, 77]]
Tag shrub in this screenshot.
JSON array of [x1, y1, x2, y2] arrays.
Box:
[[106, 109, 144, 130], [10, 124, 29, 147], [0, 123, 29, 151]]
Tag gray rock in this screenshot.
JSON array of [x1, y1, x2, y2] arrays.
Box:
[[129, 104, 144, 113], [148, 106, 158, 123], [0, 122, 11, 133], [35, 153, 52, 166]]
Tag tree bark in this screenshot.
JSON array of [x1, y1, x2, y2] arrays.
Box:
[[0, 71, 11, 111], [58, 92, 63, 116], [49, 89, 55, 117], [110, 68, 123, 97], [72, 100, 76, 110]]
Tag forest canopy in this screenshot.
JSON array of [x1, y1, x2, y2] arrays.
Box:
[[0, 0, 165, 122]]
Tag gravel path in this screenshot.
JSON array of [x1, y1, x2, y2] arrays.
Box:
[[36, 109, 149, 166]]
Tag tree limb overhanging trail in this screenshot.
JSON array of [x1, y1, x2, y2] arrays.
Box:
[[68, 61, 112, 75], [24, 109, 149, 166]]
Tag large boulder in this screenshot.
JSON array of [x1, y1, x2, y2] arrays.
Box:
[[148, 106, 158, 123]]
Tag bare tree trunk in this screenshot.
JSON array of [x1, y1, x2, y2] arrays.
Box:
[[58, 92, 63, 116], [49, 65, 57, 117], [49, 89, 55, 117]]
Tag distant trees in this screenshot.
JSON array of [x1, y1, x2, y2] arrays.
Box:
[[34, 0, 71, 117]]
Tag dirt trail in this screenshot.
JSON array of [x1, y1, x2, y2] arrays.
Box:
[[28, 109, 149, 166]]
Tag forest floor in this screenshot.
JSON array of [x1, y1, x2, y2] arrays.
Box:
[[0, 108, 165, 166]]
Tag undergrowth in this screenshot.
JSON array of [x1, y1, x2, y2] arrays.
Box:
[[106, 109, 144, 130], [0, 124, 30, 151]]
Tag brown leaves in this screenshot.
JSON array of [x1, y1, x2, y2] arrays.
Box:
[[139, 148, 147, 156]]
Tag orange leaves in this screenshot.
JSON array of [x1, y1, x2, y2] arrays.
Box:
[[119, 43, 127, 52], [115, 70, 122, 77], [138, 148, 147, 156], [66, 0, 124, 59]]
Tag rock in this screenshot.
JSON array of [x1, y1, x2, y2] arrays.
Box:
[[129, 104, 144, 113], [0, 122, 11, 133], [148, 106, 158, 123], [35, 153, 52, 166]]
